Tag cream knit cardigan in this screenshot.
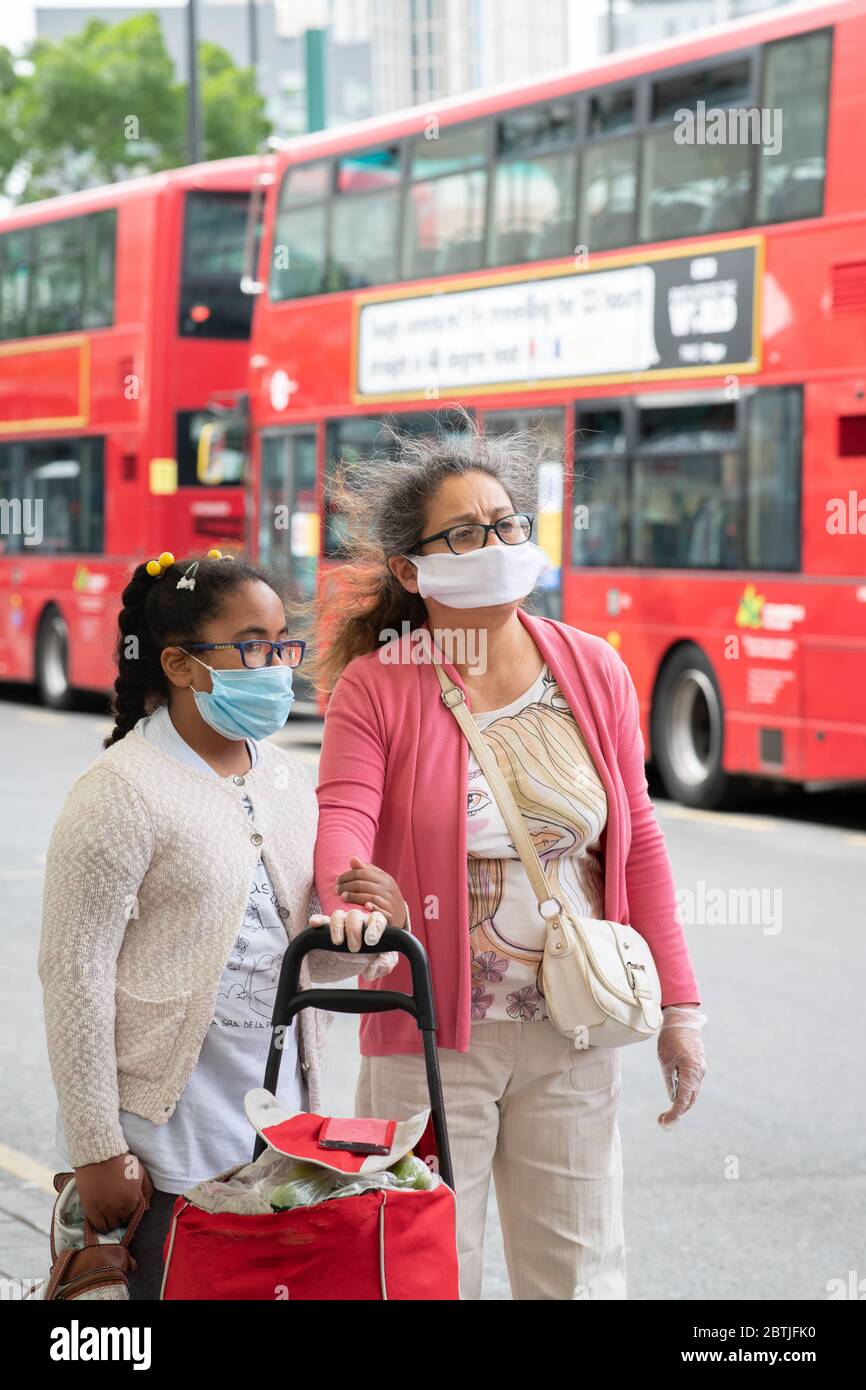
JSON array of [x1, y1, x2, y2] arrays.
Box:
[[38, 729, 380, 1170]]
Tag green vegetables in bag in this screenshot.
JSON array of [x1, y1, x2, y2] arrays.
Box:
[[387, 1151, 436, 1190]]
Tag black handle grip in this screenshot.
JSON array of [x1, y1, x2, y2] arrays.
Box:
[[254, 926, 455, 1189], [275, 926, 436, 1029]]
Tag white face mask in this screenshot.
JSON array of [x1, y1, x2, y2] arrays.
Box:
[[401, 540, 551, 609]]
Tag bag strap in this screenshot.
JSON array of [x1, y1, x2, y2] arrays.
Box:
[[434, 663, 564, 926]]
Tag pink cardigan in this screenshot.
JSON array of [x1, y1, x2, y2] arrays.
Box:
[[314, 608, 702, 1057]]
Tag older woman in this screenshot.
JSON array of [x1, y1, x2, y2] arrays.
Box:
[[308, 420, 707, 1301]]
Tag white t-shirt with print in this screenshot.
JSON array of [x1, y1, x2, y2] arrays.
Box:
[[53, 704, 306, 1193], [466, 662, 608, 1024]]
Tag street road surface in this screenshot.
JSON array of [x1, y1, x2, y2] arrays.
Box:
[[1, 688, 864, 1300]]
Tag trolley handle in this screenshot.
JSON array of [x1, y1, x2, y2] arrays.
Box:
[[275, 925, 436, 1030]]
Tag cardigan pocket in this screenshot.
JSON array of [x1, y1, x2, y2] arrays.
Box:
[[114, 984, 191, 1081]]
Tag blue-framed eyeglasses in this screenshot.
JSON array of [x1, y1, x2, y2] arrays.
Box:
[[181, 640, 306, 670]]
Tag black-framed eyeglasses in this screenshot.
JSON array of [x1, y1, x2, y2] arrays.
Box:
[[182, 640, 306, 670], [413, 513, 535, 556]]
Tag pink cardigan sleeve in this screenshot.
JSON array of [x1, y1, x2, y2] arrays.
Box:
[[315, 663, 387, 918], [609, 648, 702, 1009]]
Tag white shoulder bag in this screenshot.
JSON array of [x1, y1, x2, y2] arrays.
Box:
[[435, 662, 663, 1048]]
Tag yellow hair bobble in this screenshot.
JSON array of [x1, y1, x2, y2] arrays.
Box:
[[207, 548, 223, 559], [145, 550, 175, 578]]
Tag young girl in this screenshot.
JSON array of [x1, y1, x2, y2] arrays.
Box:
[[38, 550, 394, 1299]]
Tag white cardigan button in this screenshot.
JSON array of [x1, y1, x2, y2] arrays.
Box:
[[233, 775, 246, 786], [251, 832, 263, 846]]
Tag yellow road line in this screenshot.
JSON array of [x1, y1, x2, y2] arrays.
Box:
[[15, 711, 67, 727], [0, 1143, 56, 1194], [655, 804, 778, 830]]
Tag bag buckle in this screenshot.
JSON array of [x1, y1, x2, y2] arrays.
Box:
[[538, 897, 563, 922], [441, 687, 465, 709], [626, 961, 652, 999]]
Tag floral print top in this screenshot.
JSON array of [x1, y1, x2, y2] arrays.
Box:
[[466, 662, 608, 1023]]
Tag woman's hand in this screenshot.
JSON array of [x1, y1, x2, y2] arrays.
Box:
[[308, 907, 400, 982], [335, 856, 408, 929], [75, 1152, 154, 1233], [657, 1005, 708, 1126]]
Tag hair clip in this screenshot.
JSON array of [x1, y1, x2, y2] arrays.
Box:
[[145, 551, 175, 577], [176, 560, 199, 592]]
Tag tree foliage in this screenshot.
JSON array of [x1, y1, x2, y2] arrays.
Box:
[[0, 14, 271, 203]]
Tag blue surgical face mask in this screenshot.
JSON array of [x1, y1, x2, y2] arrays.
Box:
[[188, 653, 295, 741]]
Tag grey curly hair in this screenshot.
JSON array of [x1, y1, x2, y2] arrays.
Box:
[[306, 406, 554, 694]]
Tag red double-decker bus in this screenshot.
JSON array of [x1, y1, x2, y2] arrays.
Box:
[[246, 0, 866, 807], [0, 155, 274, 706]]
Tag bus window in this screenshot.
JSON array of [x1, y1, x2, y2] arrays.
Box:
[[323, 411, 474, 556], [270, 162, 333, 301], [484, 408, 565, 618], [632, 402, 742, 568], [641, 57, 755, 242], [324, 417, 384, 556], [0, 211, 116, 340], [491, 151, 577, 266], [652, 59, 752, 121], [579, 136, 638, 251], [745, 387, 801, 570], [82, 211, 116, 329], [404, 123, 488, 279], [757, 31, 831, 224], [589, 88, 635, 136], [573, 408, 629, 567], [177, 410, 246, 487], [7, 439, 105, 555], [332, 146, 402, 290], [491, 102, 577, 265], [0, 231, 31, 340], [30, 221, 84, 336], [180, 191, 255, 338], [641, 129, 751, 241]]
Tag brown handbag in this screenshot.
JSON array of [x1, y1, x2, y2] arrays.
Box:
[[38, 1171, 150, 1301]]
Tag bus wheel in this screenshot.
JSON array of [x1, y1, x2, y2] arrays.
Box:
[[651, 645, 730, 809], [36, 607, 72, 710]]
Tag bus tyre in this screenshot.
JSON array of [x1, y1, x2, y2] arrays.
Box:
[[651, 644, 731, 810], [36, 607, 72, 710]]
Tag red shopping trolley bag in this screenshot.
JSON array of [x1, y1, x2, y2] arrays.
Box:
[[160, 926, 460, 1301]]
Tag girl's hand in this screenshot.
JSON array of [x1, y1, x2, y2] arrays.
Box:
[[308, 908, 400, 981], [335, 856, 408, 930], [74, 1152, 154, 1233], [657, 1006, 708, 1126]]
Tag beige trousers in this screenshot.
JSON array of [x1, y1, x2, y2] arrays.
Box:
[[355, 1019, 627, 1300]]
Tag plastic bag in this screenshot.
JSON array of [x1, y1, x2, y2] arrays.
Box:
[[185, 1146, 441, 1218], [269, 1152, 438, 1210]]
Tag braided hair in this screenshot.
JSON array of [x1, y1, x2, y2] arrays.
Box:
[[104, 553, 278, 748]]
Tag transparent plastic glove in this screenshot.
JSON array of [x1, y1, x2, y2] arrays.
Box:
[[308, 910, 400, 982], [657, 1005, 708, 1128]]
